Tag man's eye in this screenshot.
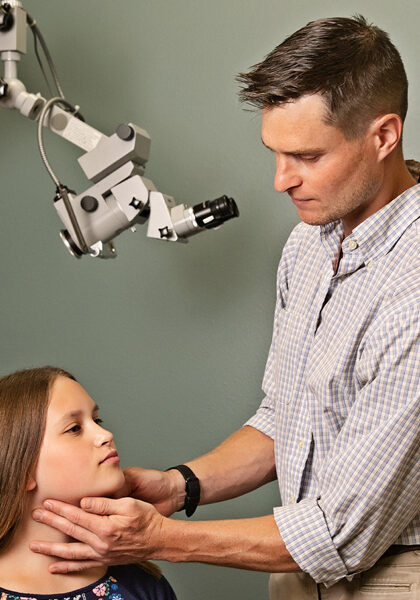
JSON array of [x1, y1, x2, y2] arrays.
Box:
[[65, 424, 81, 434], [300, 155, 320, 162]]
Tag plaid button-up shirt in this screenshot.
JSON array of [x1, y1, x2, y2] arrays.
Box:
[[246, 183, 420, 585]]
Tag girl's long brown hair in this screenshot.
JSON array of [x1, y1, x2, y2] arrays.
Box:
[[0, 366, 75, 551]]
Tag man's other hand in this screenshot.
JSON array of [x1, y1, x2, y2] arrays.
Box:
[[113, 466, 185, 516]]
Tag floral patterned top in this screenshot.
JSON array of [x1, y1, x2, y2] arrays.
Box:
[[0, 565, 177, 600]]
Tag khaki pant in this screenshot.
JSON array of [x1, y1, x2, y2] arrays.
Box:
[[269, 550, 420, 599]]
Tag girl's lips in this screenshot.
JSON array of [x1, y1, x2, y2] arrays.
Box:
[[100, 450, 120, 464], [102, 456, 120, 464]]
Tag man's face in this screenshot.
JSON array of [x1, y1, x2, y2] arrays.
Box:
[[261, 94, 383, 236]]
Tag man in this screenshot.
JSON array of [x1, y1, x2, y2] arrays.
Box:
[[31, 16, 420, 599]]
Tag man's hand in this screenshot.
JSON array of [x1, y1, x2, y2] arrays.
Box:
[[114, 467, 185, 516], [31, 497, 164, 574]]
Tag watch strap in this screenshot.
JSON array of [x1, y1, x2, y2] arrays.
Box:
[[166, 464, 200, 517]]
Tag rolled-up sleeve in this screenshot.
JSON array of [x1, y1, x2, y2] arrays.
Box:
[[245, 397, 276, 439]]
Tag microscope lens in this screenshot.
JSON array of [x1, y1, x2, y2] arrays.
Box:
[[193, 196, 239, 229]]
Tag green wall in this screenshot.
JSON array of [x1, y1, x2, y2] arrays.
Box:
[[0, 1, 418, 598]]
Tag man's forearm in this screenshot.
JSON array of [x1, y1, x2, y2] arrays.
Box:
[[30, 498, 301, 575], [154, 514, 300, 573], [182, 425, 277, 506], [156, 428, 294, 572]]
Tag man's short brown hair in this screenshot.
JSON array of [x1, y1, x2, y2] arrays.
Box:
[[237, 15, 408, 139]]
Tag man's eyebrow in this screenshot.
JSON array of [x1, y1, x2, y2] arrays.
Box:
[[260, 138, 324, 156], [285, 148, 324, 156]]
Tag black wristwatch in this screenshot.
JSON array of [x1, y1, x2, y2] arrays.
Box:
[[166, 464, 200, 517]]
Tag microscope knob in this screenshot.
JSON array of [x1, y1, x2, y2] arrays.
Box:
[[81, 195, 99, 213], [116, 124, 135, 141]]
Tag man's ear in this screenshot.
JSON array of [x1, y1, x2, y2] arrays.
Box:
[[26, 476, 37, 492], [370, 113, 403, 161]]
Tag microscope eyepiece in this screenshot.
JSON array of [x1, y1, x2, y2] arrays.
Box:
[[192, 195, 239, 230], [169, 195, 239, 239]]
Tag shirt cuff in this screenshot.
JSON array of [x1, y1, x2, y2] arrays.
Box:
[[244, 406, 275, 439], [274, 498, 348, 586]]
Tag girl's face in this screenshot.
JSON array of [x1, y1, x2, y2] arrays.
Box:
[[33, 377, 125, 505]]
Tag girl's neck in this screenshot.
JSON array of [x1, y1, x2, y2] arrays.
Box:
[[0, 506, 106, 595]]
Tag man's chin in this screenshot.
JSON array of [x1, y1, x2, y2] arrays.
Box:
[[298, 213, 340, 227], [295, 205, 329, 227]]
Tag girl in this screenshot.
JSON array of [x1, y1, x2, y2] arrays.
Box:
[[0, 366, 177, 599]]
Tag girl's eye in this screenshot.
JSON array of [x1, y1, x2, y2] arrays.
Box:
[[65, 424, 81, 434], [94, 417, 103, 425]]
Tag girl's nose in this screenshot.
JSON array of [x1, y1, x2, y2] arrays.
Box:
[[94, 425, 113, 447]]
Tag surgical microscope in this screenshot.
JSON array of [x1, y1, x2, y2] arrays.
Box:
[[0, 1, 239, 258]]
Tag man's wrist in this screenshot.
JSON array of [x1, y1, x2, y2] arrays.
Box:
[[165, 467, 187, 513]]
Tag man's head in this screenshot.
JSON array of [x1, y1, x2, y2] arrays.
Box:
[[238, 15, 407, 140], [238, 16, 414, 234]]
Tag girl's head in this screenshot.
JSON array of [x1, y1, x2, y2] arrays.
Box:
[[0, 367, 125, 551]]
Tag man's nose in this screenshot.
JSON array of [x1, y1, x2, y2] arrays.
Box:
[[274, 159, 302, 193]]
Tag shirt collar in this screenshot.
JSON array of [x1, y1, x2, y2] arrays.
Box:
[[320, 183, 420, 272]]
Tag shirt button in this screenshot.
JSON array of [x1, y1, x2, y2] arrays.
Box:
[[298, 439, 304, 449], [288, 496, 294, 504], [366, 261, 375, 271], [347, 239, 358, 250]]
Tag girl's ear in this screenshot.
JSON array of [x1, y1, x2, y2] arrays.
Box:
[[26, 476, 37, 492]]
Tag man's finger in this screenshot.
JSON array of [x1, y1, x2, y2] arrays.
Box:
[[80, 495, 143, 515], [41, 499, 114, 528], [49, 559, 105, 574], [30, 540, 100, 561], [32, 505, 103, 548]]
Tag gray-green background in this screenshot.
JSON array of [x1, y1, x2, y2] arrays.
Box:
[[0, 1, 418, 598]]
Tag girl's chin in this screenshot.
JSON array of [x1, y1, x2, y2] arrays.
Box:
[[40, 476, 126, 506], [90, 472, 127, 499]]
